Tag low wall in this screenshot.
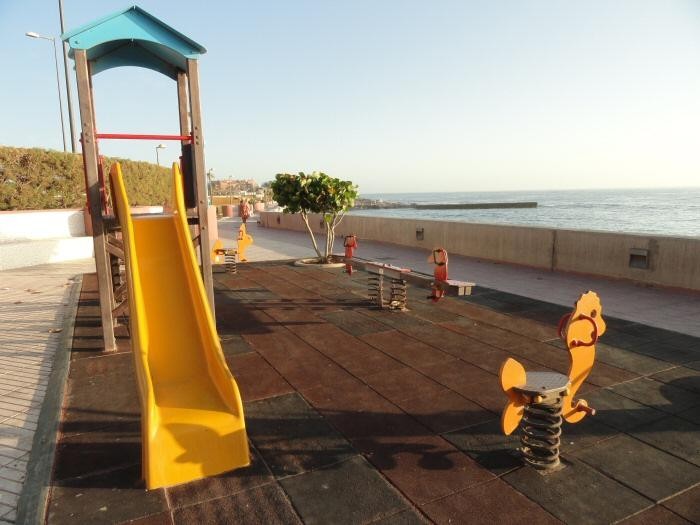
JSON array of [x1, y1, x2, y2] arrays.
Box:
[[259, 212, 700, 291], [0, 209, 86, 241]]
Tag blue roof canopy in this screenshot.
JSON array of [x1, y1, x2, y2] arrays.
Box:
[[61, 5, 206, 80]]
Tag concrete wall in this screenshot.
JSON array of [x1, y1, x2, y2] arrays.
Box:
[[260, 212, 700, 291], [0, 209, 86, 241]]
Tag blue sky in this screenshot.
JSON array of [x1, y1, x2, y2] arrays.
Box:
[[2, 1, 700, 193]]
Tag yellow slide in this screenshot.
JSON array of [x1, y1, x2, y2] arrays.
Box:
[[111, 162, 249, 489]]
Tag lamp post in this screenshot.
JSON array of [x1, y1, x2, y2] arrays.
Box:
[[26, 31, 67, 152], [155, 144, 166, 166], [207, 168, 214, 205], [58, 0, 77, 153]]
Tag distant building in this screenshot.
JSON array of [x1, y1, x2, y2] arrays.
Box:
[[211, 178, 259, 195]]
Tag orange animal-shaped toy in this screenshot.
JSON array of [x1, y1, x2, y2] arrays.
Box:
[[237, 224, 253, 262], [428, 248, 448, 302], [559, 291, 606, 422], [344, 234, 358, 275], [498, 291, 606, 435]]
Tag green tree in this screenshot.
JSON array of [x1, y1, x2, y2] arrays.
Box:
[[271, 172, 357, 263]]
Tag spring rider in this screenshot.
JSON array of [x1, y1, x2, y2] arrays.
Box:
[[499, 291, 606, 470], [344, 234, 358, 275], [428, 248, 449, 302], [237, 224, 254, 262]]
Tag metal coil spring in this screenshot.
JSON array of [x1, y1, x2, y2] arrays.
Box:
[[389, 278, 407, 310], [520, 400, 563, 470], [224, 251, 237, 274], [368, 275, 384, 307]]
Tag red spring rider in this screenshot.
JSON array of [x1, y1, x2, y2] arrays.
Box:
[[344, 234, 358, 275], [429, 248, 448, 302]]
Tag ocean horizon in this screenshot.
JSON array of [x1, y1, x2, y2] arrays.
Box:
[[352, 186, 700, 238]]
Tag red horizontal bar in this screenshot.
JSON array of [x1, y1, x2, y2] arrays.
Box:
[[95, 133, 192, 141]]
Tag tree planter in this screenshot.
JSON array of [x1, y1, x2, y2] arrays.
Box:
[[294, 255, 345, 268]]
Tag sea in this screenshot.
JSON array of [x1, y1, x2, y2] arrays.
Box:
[[351, 187, 700, 238]]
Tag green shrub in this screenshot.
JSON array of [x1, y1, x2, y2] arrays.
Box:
[[0, 145, 172, 211]]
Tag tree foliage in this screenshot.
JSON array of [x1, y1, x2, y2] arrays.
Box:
[[271, 172, 358, 262], [0, 145, 171, 211]]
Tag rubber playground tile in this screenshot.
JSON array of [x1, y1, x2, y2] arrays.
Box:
[[245, 393, 356, 478], [301, 380, 429, 441], [166, 447, 274, 509], [575, 434, 700, 502], [47, 464, 167, 525], [662, 485, 700, 524], [280, 456, 415, 525], [442, 419, 522, 476], [651, 365, 700, 394], [219, 334, 254, 356], [359, 330, 453, 369], [501, 339, 571, 373], [598, 330, 650, 352], [619, 505, 692, 525], [52, 424, 141, 481], [397, 323, 500, 364], [319, 309, 390, 336], [416, 359, 503, 413], [400, 298, 464, 324], [171, 482, 302, 525], [558, 416, 619, 454], [435, 298, 515, 326], [370, 509, 431, 524], [262, 304, 330, 324], [359, 308, 435, 332], [609, 377, 700, 415], [353, 434, 494, 505], [440, 318, 521, 347], [576, 341, 673, 376], [583, 388, 669, 432], [395, 389, 495, 435], [628, 415, 700, 467], [363, 367, 446, 404], [503, 457, 653, 525], [243, 330, 355, 392], [226, 352, 293, 402], [123, 512, 174, 525], [289, 322, 404, 379], [676, 405, 700, 425], [585, 361, 640, 388], [631, 339, 700, 365], [420, 477, 562, 525]]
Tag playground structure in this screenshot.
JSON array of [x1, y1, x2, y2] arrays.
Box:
[[62, 5, 216, 353], [61, 6, 249, 488], [112, 162, 248, 488], [499, 291, 606, 470], [345, 247, 474, 310]]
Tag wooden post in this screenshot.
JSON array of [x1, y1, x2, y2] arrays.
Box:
[[186, 59, 215, 313], [177, 71, 190, 137], [74, 49, 116, 352]]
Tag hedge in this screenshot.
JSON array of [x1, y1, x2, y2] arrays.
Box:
[[0, 145, 171, 211]]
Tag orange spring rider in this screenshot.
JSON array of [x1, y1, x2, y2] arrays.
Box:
[[429, 248, 448, 302], [344, 234, 358, 275]]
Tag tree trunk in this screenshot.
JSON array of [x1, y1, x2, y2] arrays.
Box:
[[301, 212, 323, 259]]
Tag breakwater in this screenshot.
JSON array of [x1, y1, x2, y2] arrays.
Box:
[[353, 198, 536, 210]]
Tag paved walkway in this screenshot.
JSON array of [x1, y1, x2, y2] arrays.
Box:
[[0, 260, 94, 524], [220, 218, 700, 337]]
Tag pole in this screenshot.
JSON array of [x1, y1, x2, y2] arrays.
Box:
[[51, 38, 67, 152], [58, 0, 77, 152], [156, 147, 160, 166]]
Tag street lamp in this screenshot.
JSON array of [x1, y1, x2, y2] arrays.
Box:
[[155, 144, 166, 166], [26, 31, 67, 152], [206, 168, 214, 205]]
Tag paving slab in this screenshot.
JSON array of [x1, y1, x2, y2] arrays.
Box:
[[575, 434, 700, 502], [503, 457, 653, 525], [661, 485, 700, 524], [620, 505, 693, 524], [245, 393, 356, 478], [280, 456, 415, 525], [171, 482, 301, 525], [630, 414, 700, 466], [609, 377, 700, 415], [442, 419, 522, 476], [420, 477, 561, 525], [651, 365, 700, 394], [583, 388, 669, 431]]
